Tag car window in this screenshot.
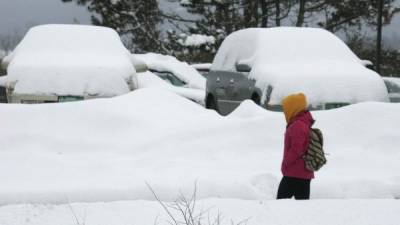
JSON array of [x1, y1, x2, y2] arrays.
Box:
[[0, 87, 7, 103], [151, 71, 187, 87], [384, 80, 400, 93], [324, 102, 350, 110]]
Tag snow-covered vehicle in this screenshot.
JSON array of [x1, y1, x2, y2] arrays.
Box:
[[206, 27, 389, 115], [0, 24, 138, 103], [383, 77, 400, 102], [134, 53, 206, 104]]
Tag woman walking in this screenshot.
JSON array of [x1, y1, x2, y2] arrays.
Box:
[[277, 93, 314, 200]]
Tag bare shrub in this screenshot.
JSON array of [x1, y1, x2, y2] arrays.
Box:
[[146, 182, 250, 225]]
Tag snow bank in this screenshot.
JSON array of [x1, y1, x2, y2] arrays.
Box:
[[6, 24, 135, 96], [211, 27, 389, 105], [1, 199, 399, 225], [0, 88, 399, 204], [135, 53, 206, 89]]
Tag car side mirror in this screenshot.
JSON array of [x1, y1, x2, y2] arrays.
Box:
[[360, 60, 375, 71], [134, 62, 148, 73], [235, 63, 251, 72]]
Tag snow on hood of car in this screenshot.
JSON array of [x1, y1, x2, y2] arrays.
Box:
[[137, 71, 205, 103], [211, 27, 389, 105], [134, 53, 206, 90]]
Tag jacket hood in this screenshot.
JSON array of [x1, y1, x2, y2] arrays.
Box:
[[282, 93, 307, 123], [290, 110, 314, 127]]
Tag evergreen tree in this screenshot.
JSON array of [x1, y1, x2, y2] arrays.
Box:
[[62, 0, 400, 65], [321, 0, 400, 32], [62, 0, 167, 53]]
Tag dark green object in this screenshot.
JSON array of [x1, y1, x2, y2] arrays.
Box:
[[58, 96, 84, 102]]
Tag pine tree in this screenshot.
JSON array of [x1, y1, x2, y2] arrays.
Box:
[[62, 0, 167, 53]]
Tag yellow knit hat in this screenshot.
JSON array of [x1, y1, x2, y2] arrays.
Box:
[[282, 93, 307, 123]]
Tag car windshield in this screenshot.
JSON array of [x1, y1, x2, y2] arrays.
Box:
[[151, 70, 187, 87], [384, 80, 400, 93]]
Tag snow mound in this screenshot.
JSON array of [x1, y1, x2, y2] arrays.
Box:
[[6, 24, 135, 96], [229, 100, 271, 118], [211, 27, 389, 105], [0, 89, 399, 204], [135, 53, 206, 90]]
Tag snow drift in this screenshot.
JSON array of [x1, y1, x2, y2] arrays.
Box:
[[0, 88, 399, 204], [211, 27, 389, 105]]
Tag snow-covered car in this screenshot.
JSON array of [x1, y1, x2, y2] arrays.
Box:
[[206, 27, 389, 115], [134, 53, 206, 104], [383, 77, 400, 102], [0, 24, 138, 103]]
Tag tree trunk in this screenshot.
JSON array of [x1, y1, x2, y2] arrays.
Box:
[[275, 0, 281, 26], [376, 0, 384, 73], [296, 0, 306, 27], [253, 0, 259, 26], [260, 0, 269, 27]]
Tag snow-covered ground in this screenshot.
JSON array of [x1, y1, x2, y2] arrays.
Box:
[[1, 199, 399, 225], [0, 88, 399, 224]]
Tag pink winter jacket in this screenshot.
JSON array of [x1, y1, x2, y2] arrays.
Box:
[[281, 111, 315, 180]]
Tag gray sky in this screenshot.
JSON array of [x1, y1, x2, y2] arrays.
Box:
[[0, 0, 91, 36], [0, 0, 399, 49]]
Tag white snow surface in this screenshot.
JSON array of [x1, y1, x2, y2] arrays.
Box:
[[211, 27, 389, 105], [0, 49, 6, 59], [191, 63, 212, 70], [6, 24, 135, 96], [178, 34, 216, 47], [1, 199, 399, 225], [0, 75, 8, 87], [0, 88, 399, 205], [383, 76, 400, 87], [136, 71, 205, 103], [134, 53, 206, 89]]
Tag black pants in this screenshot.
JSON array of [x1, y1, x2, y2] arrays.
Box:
[[277, 176, 311, 200]]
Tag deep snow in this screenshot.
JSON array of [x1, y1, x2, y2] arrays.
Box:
[[0, 88, 399, 206]]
